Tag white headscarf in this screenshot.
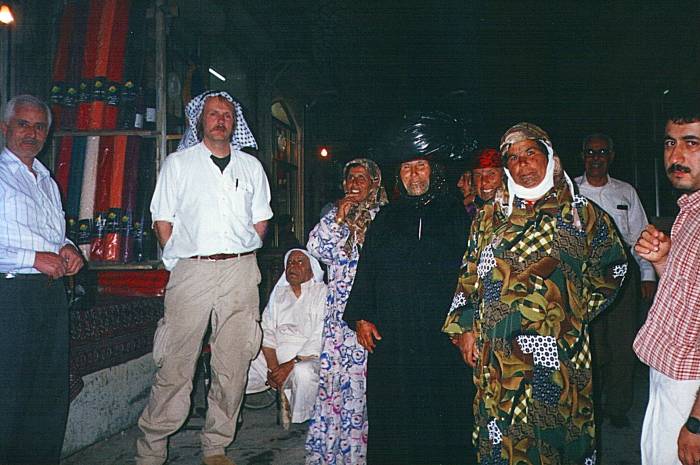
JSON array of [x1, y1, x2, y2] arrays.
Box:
[[177, 91, 258, 151], [269, 249, 324, 302]]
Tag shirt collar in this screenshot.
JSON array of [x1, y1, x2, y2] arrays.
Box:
[[1, 147, 50, 179], [580, 174, 610, 187], [677, 189, 700, 212]]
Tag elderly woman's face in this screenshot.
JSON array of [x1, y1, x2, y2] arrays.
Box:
[[400, 159, 431, 196], [286, 251, 313, 286], [505, 140, 548, 188], [343, 165, 372, 202]]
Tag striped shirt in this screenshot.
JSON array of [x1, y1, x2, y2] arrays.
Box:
[[633, 189, 700, 380], [0, 148, 69, 274]]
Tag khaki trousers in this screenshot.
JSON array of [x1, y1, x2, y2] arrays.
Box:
[[136, 255, 262, 465]]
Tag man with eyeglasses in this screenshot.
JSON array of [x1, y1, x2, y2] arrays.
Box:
[[0, 95, 84, 464], [574, 133, 656, 429]]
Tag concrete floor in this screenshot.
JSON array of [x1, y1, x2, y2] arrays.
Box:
[[61, 368, 648, 465]]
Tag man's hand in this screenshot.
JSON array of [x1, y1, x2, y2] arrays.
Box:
[[59, 245, 84, 276], [355, 320, 381, 353], [454, 331, 477, 368], [640, 280, 657, 302], [267, 360, 294, 390], [254, 220, 268, 240], [33, 251, 67, 279], [678, 425, 700, 465], [635, 225, 671, 276]]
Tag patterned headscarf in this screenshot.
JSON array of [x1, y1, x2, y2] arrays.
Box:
[[341, 158, 388, 255], [177, 91, 258, 151], [499, 122, 577, 217]]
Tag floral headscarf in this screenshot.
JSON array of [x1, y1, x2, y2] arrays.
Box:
[[177, 90, 258, 151], [341, 158, 388, 255]]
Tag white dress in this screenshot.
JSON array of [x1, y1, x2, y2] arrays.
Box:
[[247, 280, 327, 423]]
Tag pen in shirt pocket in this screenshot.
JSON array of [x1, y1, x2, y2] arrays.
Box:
[[236, 178, 239, 190]]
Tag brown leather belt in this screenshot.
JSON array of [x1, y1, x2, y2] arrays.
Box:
[[189, 251, 256, 260]]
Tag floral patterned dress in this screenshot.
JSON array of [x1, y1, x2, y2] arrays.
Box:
[[443, 181, 627, 465], [305, 206, 378, 465]]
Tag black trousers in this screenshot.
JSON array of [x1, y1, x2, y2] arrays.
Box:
[[0, 275, 69, 465]]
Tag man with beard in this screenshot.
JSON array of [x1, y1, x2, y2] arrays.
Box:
[[137, 91, 272, 465], [574, 133, 656, 428], [633, 95, 700, 465], [343, 112, 475, 464], [444, 122, 627, 465]]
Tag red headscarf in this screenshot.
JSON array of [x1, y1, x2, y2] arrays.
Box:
[[472, 148, 502, 170]]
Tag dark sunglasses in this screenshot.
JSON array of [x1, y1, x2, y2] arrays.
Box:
[[583, 148, 611, 158]]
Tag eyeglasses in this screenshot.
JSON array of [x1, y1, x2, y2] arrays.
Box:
[[583, 148, 611, 158]]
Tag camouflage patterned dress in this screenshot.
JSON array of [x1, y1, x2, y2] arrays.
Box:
[[443, 180, 627, 465]]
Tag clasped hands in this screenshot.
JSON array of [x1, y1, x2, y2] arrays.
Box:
[[266, 360, 295, 390], [33, 245, 84, 279]]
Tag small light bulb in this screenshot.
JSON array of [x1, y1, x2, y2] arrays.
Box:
[[320, 148, 328, 158], [0, 5, 14, 25]]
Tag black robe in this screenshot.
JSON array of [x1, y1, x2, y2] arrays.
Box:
[[344, 195, 476, 465]]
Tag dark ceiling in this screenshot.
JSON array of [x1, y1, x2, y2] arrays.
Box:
[[237, 0, 699, 159]]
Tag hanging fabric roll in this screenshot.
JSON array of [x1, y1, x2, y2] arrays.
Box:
[[61, 0, 89, 129], [103, 0, 131, 129], [66, 136, 87, 221], [88, 0, 119, 130], [76, 0, 103, 130], [55, 136, 73, 202], [49, 2, 75, 129], [102, 135, 128, 261], [79, 136, 100, 259], [93, 136, 114, 216], [121, 136, 141, 262], [118, 0, 148, 129]]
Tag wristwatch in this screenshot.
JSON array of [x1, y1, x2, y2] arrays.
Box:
[[686, 416, 700, 434], [293, 356, 302, 364]]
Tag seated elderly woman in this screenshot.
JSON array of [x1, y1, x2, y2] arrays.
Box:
[[246, 249, 326, 426]]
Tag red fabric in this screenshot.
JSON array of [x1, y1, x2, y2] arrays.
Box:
[[55, 137, 73, 202], [94, 136, 114, 214], [76, 0, 102, 129], [102, 231, 121, 262], [472, 148, 502, 169], [98, 270, 170, 297], [633, 189, 700, 380], [109, 136, 128, 208], [88, 0, 119, 130], [103, 0, 131, 129]]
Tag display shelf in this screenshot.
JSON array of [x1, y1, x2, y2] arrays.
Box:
[[54, 129, 160, 137]]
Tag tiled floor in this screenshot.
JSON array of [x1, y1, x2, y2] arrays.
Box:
[[62, 368, 648, 465]]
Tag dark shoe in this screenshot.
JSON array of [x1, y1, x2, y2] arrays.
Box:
[[608, 414, 630, 428]]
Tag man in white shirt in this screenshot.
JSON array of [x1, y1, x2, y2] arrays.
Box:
[[575, 133, 657, 428], [0, 95, 84, 465], [246, 249, 326, 427], [136, 91, 273, 465]]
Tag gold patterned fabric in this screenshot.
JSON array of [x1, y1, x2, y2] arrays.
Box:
[[443, 179, 627, 465]]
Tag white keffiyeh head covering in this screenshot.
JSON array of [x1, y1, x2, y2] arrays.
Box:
[[177, 91, 258, 151]]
